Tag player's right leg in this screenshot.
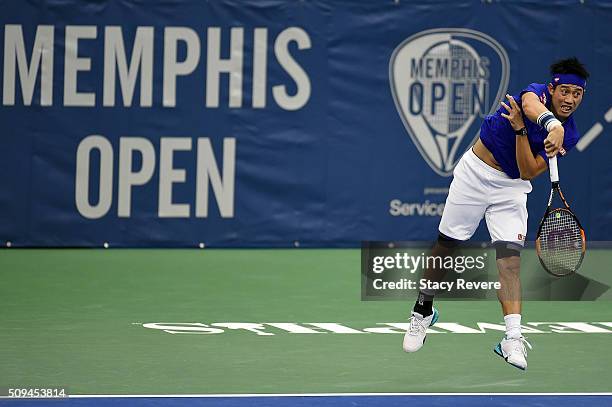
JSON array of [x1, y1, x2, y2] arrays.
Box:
[[403, 307, 439, 353], [403, 149, 488, 353], [403, 232, 457, 353]]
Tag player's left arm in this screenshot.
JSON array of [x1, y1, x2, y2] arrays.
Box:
[[501, 94, 548, 180], [516, 135, 548, 180]]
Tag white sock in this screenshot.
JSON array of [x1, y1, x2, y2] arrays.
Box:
[[504, 314, 522, 339]]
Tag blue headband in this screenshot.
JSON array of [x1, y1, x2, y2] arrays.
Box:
[[551, 73, 587, 90]]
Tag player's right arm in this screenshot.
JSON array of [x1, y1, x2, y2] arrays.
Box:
[[521, 92, 564, 158], [521, 91, 548, 123]]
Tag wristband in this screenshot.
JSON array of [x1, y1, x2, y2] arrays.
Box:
[[546, 119, 561, 132], [536, 111, 561, 132]]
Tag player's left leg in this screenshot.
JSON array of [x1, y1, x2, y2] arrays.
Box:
[[492, 242, 532, 370], [485, 180, 532, 370], [495, 242, 522, 317]]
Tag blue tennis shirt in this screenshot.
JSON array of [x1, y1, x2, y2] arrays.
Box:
[[479, 83, 581, 179]]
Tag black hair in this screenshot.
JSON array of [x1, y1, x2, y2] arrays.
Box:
[[550, 57, 590, 80]]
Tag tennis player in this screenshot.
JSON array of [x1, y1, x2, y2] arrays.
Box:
[[402, 57, 589, 370]]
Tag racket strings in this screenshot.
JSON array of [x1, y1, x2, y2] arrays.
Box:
[[538, 209, 584, 275]]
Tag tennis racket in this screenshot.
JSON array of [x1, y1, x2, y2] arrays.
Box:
[[535, 156, 586, 277]]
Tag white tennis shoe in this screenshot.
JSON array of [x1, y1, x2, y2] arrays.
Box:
[[494, 336, 532, 370], [402, 308, 439, 353]]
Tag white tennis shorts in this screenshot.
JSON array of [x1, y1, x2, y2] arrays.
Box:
[[438, 148, 533, 245]]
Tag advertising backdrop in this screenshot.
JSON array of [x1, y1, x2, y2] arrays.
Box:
[[1, 0, 611, 247]]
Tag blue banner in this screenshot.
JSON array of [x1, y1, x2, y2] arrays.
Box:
[[1, 0, 611, 247]]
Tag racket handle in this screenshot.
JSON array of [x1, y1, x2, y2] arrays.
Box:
[[549, 156, 559, 183]]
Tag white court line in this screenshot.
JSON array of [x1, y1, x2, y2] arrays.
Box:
[[61, 392, 612, 398], [605, 107, 612, 123], [576, 122, 603, 151], [3, 392, 612, 400]]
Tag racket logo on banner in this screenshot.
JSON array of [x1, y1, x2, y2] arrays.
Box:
[[389, 28, 510, 176]]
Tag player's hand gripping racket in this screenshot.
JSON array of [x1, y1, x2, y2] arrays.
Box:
[[535, 156, 586, 277]]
